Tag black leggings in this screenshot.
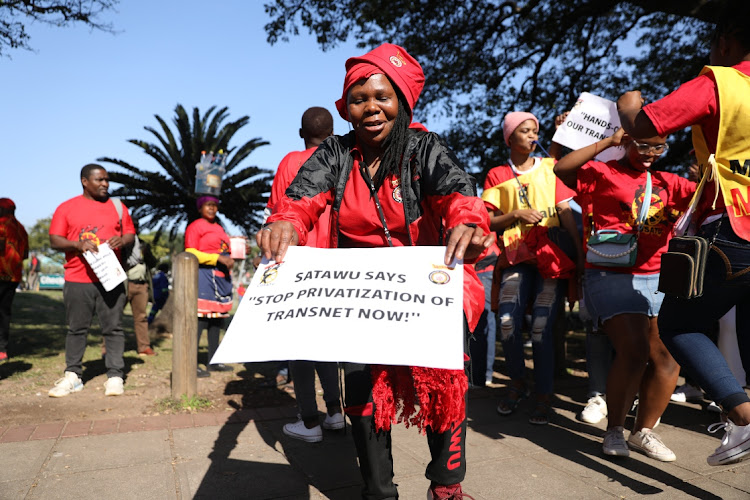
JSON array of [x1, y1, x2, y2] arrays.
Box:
[[197, 317, 223, 363], [343, 320, 470, 500]]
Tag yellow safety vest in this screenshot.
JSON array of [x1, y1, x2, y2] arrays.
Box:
[[692, 65, 750, 241], [481, 158, 562, 262]]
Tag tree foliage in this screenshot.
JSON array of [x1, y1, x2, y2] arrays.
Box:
[[0, 0, 118, 56], [264, 0, 723, 182], [100, 105, 274, 242]]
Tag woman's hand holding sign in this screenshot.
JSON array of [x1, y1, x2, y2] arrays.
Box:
[[256, 221, 299, 262], [444, 223, 495, 265]]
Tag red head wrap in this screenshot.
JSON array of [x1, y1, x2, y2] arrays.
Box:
[[335, 43, 425, 121]]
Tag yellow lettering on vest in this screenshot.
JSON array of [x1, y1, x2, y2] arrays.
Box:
[[731, 187, 750, 216]]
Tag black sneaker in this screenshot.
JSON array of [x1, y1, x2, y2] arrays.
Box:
[[208, 363, 234, 372], [197, 367, 211, 378]]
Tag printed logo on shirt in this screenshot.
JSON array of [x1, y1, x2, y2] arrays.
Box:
[[78, 225, 101, 246], [624, 184, 678, 236], [220, 240, 230, 254], [392, 186, 403, 203]]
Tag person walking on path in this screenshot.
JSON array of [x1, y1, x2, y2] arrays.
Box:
[[48, 164, 135, 397], [27, 252, 39, 291], [617, 0, 750, 466], [257, 43, 492, 500], [267, 106, 345, 443], [0, 198, 28, 362]]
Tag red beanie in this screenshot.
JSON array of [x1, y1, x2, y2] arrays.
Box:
[[335, 43, 425, 121], [0, 198, 16, 211]]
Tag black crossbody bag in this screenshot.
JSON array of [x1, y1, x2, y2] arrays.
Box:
[[657, 218, 722, 299]]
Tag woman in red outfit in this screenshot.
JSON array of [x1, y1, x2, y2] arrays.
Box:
[[555, 128, 694, 462], [257, 44, 491, 500], [185, 196, 235, 377]]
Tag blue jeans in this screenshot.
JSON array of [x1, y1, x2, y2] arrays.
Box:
[[496, 263, 564, 394], [659, 218, 750, 412], [469, 268, 496, 385]]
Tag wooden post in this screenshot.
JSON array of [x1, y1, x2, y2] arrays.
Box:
[[172, 251, 198, 399]]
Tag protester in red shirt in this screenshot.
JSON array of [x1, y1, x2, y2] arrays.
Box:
[[0, 198, 28, 362], [617, 0, 750, 466], [555, 127, 694, 462], [257, 43, 492, 500], [482, 112, 582, 426], [185, 196, 235, 377], [48, 164, 135, 397], [266, 106, 346, 443]]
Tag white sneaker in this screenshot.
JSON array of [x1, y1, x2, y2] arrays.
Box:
[[707, 401, 722, 413], [579, 395, 607, 424], [602, 426, 629, 457], [671, 384, 703, 403], [104, 376, 124, 396], [707, 420, 750, 465], [322, 412, 345, 430], [628, 428, 676, 462], [48, 371, 84, 398], [283, 419, 322, 443]]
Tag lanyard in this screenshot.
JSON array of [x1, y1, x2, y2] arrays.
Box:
[[507, 158, 533, 209], [359, 162, 394, 247]]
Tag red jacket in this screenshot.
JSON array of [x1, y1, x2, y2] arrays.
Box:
[[269, 129, 490, 331]]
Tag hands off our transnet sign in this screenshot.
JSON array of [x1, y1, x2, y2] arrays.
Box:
[[552, 92, 625, 163], [211, 246, 464, 369]]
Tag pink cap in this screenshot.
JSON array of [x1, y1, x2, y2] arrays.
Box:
[[503, 112, 539, 146]]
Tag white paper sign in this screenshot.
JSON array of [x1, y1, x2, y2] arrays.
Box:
[[83, 242, 127, 292], [211, 246, 465, 370], [552, 91, 625, 163]]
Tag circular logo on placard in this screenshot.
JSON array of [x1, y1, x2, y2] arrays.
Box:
[[392, 186, 403, 203], [429, 270, 450, 285], [389, 55, 403, 67]]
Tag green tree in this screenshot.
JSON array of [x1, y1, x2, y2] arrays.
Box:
[[0, 0, 118, 57], [264, 0, 723, 181], [100, 105, 274, 241]]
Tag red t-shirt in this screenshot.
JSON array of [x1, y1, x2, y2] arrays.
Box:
[[577, 160, 695, 274], [49, 195, 135, 283], [268, 148, 331, 248], [184, 218, 230, 255], [482, 159, 576, 211], [643, 61, 750, 222], [337, 157, 443, 248]]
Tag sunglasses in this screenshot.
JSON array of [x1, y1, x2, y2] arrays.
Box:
[[632, 141, 669, 155]]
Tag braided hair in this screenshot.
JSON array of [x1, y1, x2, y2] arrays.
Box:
[[370, 79, 412, 192]]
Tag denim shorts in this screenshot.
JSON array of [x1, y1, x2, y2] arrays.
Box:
[[583, 269, 663, 327]]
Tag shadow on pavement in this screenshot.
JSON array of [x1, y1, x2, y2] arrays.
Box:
[[192, 362, 362, 499]]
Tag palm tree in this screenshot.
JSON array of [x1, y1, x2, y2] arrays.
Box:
[[100, 104, 273, 240]]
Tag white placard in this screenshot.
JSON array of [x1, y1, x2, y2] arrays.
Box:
[[83, 242, 127, 292], [211, 246, 465, 370], [552, 92, 625, 163]]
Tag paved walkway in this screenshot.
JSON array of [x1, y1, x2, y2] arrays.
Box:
[[2, 382, 749, 499]]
